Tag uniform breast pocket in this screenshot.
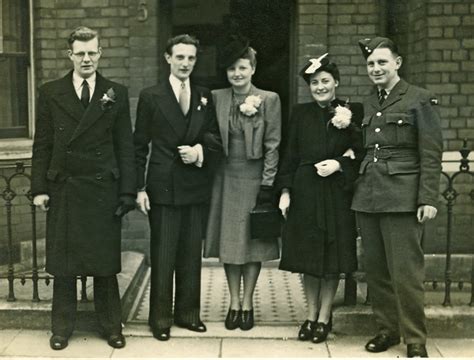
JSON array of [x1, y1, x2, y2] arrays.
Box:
[[385, 113, 417, 145]]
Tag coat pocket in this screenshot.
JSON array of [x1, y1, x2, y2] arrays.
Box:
[[385, 113, 417, 145], [386, 161, 420, 175]]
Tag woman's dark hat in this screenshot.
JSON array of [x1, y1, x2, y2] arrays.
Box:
[[300, 53, 337, 84], [219, 35, 250, 69]]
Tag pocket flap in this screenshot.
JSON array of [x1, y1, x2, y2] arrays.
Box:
[[110, 168, 121, 179], [361, 116, 371, 127], [46, 169, 59, 181], [386, 161, 420, 175], [386, 113, 415, 126]]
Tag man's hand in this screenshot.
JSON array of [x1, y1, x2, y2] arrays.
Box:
[[342, 148, 356, 160], [136, 191, 150, 215], [115, 195, 136, 218], [417, 205, 437, 223], [178, 145, 198, 164], [279, 190, 290, 220], [314, 159, 341, 177], [33, 194, 50, 211]]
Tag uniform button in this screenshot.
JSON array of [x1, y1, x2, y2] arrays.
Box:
[[376, 112, 382, 117], [375, 128, 381, 133], [374, 158, 378, 162], [95, 173, 103, 180], [398, 119, 403, 124]]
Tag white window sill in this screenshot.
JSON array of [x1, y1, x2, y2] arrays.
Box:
[[0, 139, 33, 161]]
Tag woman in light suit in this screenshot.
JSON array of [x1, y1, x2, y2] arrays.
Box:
[[204, 38, 281, 331]]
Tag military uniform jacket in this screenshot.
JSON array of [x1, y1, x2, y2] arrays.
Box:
[[351, 79, 443, 213], [134, 81, 221, 205], [31, 71, 137, 276]]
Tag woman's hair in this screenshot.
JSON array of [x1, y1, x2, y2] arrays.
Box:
[[305, 62, 340, 84], [67, 27, 99, 49], [237, 46, 257, 68]]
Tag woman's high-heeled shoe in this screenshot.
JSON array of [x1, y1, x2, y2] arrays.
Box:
[[240, 309, 254, 331], [225, 308, 241, 330], [298, 320, 316, 341]]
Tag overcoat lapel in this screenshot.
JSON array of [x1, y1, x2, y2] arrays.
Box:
[[53, 71, 85, 123], [380, 79, 408, 110], [216, 88, 232, 156], [156, 81, 188, 139], [183, 85, 206, 144]]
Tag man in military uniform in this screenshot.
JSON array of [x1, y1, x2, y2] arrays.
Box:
[[352, 37, 442, 358]]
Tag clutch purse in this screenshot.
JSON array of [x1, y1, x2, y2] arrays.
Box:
[[249, 203, 282, 239]]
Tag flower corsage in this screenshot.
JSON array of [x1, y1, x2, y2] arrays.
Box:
[[239, 95, 262, 117], [99, 88, 116, 110], [330, 102, 352, 129], [197, 96, 208, 111]]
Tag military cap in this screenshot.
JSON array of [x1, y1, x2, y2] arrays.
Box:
[[299, 53, 340, 84], [358, 37, 399, 59], [219, 35, 250, 69]]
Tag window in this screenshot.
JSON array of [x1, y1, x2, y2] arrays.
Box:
[[0, 0, 30, 139]]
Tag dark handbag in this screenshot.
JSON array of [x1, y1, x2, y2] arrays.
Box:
[[249, 203, 282, 239]]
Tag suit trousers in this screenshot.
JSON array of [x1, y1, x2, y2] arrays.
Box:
[[148, 204, 203, 329], [356, 212, 427, 344], [52, 275, 122, 337]]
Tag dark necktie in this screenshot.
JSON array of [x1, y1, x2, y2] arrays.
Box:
[[378, 89, 387, 105], [81, 80, 90, 109]]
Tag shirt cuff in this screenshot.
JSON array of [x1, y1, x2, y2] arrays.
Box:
[[193, 144, 203, 168]]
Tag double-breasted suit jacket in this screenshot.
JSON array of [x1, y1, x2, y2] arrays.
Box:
[[31, 71, 136, 276], [134, 81, 220, 205], [352, 79, 443, 212]]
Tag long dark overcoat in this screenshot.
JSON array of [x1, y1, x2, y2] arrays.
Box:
[[276, 99, 363, 277], [31, 71, 136, 276]]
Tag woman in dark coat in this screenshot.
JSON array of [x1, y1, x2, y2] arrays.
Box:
[[276, 54, 363, 343]]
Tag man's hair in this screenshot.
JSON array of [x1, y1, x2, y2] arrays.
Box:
[[165, 34, 199, 55], [67, 26, 99, 49], [239, 46, 257, 68], [374, 38, 400, 57]]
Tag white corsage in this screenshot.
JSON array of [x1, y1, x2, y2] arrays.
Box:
[[239, 95, 262, 117], [197, 96, 208, 111], [331, 105, 352, 129], [99, 88, 116, 110]]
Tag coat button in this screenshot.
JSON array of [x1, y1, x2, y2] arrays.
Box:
[[375, 128, 381, 133], [376, 112, 382, 116], [66, 149, 72, 154], [58, 126, 64, 131], [398, 119, 403, 124], [95, 173, 103, 180], [96, 150, 102, 156]]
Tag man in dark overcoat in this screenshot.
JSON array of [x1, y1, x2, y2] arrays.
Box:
[[352, 37, 443, 358], [134, 34, 221, 341], [31, 27, 136, 350]]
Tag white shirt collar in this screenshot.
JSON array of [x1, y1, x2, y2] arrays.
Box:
[[169, 74, 190, 101], [72, 71, 96, 99]]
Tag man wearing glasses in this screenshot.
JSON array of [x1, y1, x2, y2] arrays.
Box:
[[31, 27, 136, 350]]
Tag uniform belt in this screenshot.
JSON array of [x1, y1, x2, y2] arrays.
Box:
[[365, 147, 418, 162]]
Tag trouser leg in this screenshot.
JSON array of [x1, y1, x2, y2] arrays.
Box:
[[52, 276, 77, 337], [93, 275, 122, 335]]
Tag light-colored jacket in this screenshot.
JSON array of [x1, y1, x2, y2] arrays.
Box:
[[212, 85, 281, 186]]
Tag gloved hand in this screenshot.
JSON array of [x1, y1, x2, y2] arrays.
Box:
[[114, 195, 136, 218], [136, 191, 151, 215], [314, 159, 341, 177], [279, 190, 290, 220], [256, 185, 274, 206], [33, 194, 50, 211]]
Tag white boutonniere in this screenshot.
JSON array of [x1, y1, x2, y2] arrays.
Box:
[[330, 102, 352, 129], [239, 95, 262, 117], [197, 96, 208, 111], [99, 88, 116, 110]]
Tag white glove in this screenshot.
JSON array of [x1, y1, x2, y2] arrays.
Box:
[[33, 194, 50, 211], [136, 191, 151, 215], [314, 159, 341, 177], [417, 205, 437, 223], [279, 190, 290, 220], [342, 148, 355, 159]]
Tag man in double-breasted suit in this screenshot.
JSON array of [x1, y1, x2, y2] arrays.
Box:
[[352, 37, 443, 358], [31, 27, 136, 350], [134, 34, 221, 341]]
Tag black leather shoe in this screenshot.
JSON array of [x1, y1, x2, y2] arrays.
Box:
[[365, 334, 401, 353], [225, 309, 241, 330], [152, 327, 170, 341], [49, 335, 69, 350], [175, 320, 207, 332], [312, 322, 330, 343], [298, 320, 316, 341], [407, 344, 428, 358], [240, 309, 254, 331], [107, 333, 126, 349]]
